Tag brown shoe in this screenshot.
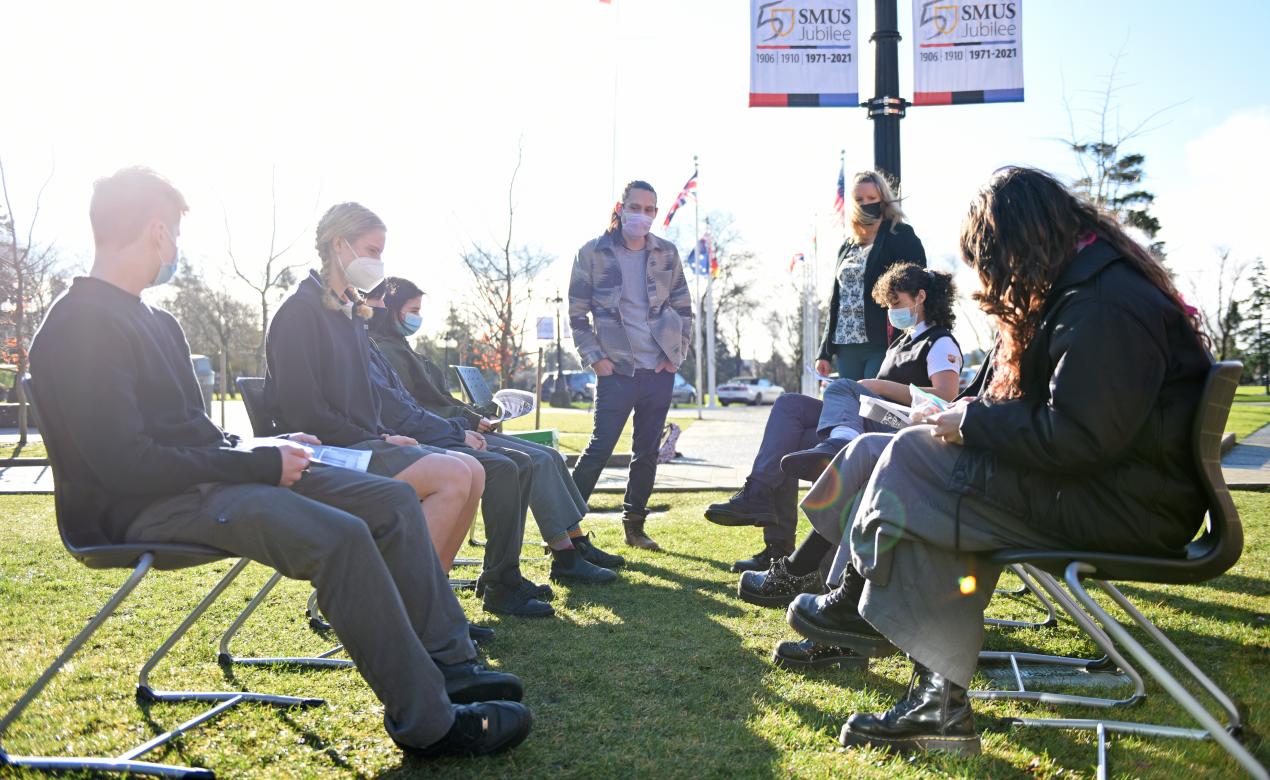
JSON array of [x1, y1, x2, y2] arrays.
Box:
[[623, 515, 661, 551]]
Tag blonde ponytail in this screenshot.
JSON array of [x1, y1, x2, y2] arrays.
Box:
[[315, 202, 385, 319]]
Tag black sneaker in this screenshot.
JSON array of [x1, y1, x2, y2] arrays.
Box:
[[482, 580, 555, 618], [435, 659, 524, 704], [772, 638, 868, 671], [549, 548, 618, 585], [781, 438, 849, 482], [397, 701, 533, 759], [477, 574, 553, 602], [731, 542, 793, 574], [468, 623, 495, 646], [704, 479, 779, 527], [573, 533, 625, 568], [738, 556, 824, 607]]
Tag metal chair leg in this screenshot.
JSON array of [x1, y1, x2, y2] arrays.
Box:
[[1, 555, 319, 779], [1052, 564, 1267, 780], [985, 564, 1060, 629], [217, 568, 352, 670], [973, 565, 1147, 709]]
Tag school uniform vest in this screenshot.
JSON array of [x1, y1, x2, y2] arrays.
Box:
[[876, 326, 958, 386]]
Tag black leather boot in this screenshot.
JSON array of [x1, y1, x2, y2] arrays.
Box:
[[785, 565, 896, 657], [730, 541, 792, 574], [840, 662, 980, 755], [771, 638, 868, 671], [737, 555, 824, 607], [704, 479, 779, 527]]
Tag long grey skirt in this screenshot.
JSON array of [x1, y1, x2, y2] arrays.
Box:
[[809, 425, 1069, 687]]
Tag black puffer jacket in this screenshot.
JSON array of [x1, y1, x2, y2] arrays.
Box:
[[955, 239, 1213, 555], [819, 220, 927, 359]]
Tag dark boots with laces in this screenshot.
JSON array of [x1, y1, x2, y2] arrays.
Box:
[[840, 662, 980, 755], [738, 555, 824, 607]]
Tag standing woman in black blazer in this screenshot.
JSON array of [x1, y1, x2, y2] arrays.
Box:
[[816, 170, 927, 380]]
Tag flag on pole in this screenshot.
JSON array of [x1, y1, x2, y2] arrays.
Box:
[[663, 172, 697, 229], [788, 252, 805, 273], [687, 234, 719, 278], [833, 160, 846, 226]]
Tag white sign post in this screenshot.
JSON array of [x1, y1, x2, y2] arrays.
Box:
[[912, 0, 1023, 106], [749, 0, 859, 108]]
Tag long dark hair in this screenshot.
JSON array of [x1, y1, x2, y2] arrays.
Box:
[[606, 180, 657, 236], [871, 263, 956, 331], [959, 166, 1204, 400], [378, 276, 424, 320]]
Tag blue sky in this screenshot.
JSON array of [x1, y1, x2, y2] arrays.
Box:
[[1, 0, 1267, 357]]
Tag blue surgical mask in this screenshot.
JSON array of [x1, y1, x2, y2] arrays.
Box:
[[149, 224, 179, 287], [888, 305, 918, 330], [396, 312, 422, 337]]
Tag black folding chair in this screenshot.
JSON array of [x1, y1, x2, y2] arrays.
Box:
[[0, 377, 322, 779], [973, 362, 1266, 779]]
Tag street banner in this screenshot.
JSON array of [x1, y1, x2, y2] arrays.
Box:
[[749, 0, 858, 107], [536, 317, 554, 341], [912, 0, 1023, 106]]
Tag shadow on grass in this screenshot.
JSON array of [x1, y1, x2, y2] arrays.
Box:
[[374, 554, 788, 778]]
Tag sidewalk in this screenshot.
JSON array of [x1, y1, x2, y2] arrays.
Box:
[[1222, 424, 1270, 490], [4, 408, 1267, 495]]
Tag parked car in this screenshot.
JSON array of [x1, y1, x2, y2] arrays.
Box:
[[190, 354, 215, 415], [540, 370, 597, 402], [671, 373, 697, 405], [717, 377, 785, 406]]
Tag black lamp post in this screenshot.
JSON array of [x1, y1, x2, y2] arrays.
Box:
[[547, 290, 572, 408], [866, 0, 907, 185]]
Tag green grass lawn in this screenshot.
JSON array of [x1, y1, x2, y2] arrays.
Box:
[[502, 409, 697, 455], [1227, 404, 1270, 440], [0, 441, 47, 459], [0, 492, 1266, 778], [1235, 385, 1270, 403]]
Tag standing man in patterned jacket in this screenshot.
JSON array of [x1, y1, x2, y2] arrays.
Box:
[[568, 180, 694, 551]]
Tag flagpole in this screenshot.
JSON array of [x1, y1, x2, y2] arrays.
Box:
[[705, 211, 717, 408], [692, 155, 703, 420]]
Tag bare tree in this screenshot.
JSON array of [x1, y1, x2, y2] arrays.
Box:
[[225, 167, 315, 374], [1060, 50, 1182, 258], [168, 263, 260, 423], [1193, 248, 1249, 361], [460, 142, 553, 388], [0, 154, 55, 445]]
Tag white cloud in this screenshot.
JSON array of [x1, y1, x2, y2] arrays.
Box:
[[1156, 107, 1270, 297]]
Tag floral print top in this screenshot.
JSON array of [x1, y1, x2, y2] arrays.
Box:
[[833, 242, 871, 345]]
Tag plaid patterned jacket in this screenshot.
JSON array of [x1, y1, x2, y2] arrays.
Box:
[[567, 231, 694, 377]]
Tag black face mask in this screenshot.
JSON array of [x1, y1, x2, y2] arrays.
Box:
[[860, 201, 884, 219]]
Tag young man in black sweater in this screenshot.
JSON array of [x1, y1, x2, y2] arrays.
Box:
[[27, 167, 532, 760]]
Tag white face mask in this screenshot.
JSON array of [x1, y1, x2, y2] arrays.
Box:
[[621, 211, 654, 240], [339, 237, 385, 291]]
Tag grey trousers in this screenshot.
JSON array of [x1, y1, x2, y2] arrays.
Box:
[[802, 433, 894, 584], [449, 445, 531, 587], [126, 464, 474, 748], [847, 427, 1070, 687], [816, 378, 893, 438], [485, 432, 587, 541]]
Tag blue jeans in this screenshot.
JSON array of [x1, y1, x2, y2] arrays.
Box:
[[571, 369, 675, 517], [746, 393, 824, 549], [834, 342, 886, 380]]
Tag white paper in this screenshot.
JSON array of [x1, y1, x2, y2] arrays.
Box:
[[492, 389, 537, 422]]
